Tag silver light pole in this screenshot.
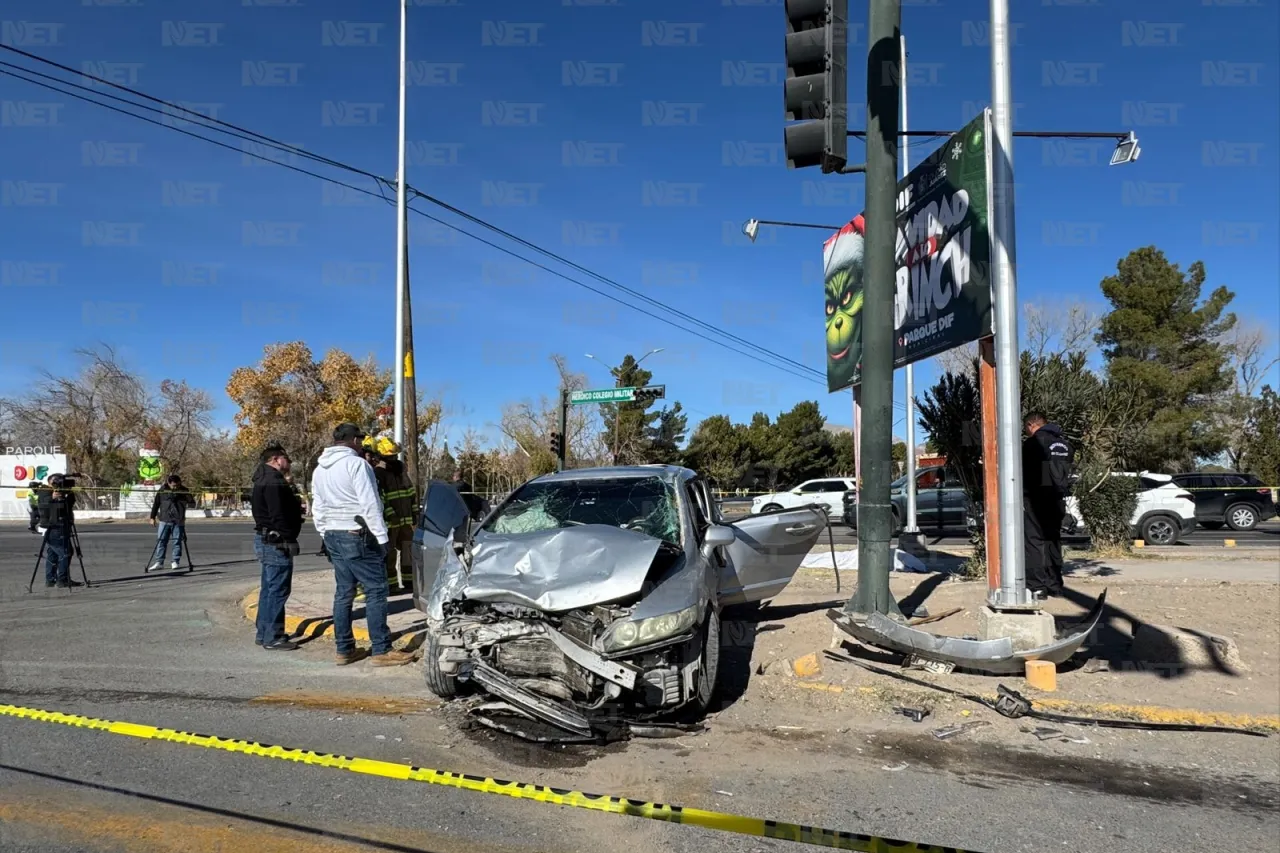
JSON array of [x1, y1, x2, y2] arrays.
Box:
[[392, 0, 408, 449], [988, 0, 1030, 608], [901, 33, 919, 536]]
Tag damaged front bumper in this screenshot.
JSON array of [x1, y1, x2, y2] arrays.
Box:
[[433, 604, 708, 742]]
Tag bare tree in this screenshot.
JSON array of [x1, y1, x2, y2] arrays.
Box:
[[2, 346, 149, 486], [1214, 321, 1280, 468], [153, 380, 215, 473], [1022, 299, 1100, 361], [935, 341, 979, 377]]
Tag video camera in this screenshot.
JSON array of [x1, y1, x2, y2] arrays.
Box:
[[47, 473, 80, 492]]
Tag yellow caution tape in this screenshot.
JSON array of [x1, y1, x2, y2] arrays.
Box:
[[0, 702, 979, 852]]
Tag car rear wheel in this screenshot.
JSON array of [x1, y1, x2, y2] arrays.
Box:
[[1200, 521, 1224, 530], [1227, 504, 1259, 532], [1141, 515, 1179, 546], [423, 632, 459, 698], [690, 610, 721, 714]]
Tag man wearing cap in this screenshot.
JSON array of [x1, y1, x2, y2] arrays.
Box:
[[312, 423, 416, 668]]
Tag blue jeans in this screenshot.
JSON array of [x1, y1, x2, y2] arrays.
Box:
[[254, 533, 294, 644], [324, 530, 392, 655], [151, 523, 184, 565], [45, 527, 71, 584]]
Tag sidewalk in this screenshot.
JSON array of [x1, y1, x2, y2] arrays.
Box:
[[238, 571, 425, 651]]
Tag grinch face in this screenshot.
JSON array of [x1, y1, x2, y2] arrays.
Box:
[[825, 255, 864, 388]]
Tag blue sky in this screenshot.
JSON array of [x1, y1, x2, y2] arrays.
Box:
[[2, 0, 1277, 449]]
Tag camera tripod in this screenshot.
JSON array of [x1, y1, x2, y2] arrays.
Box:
[[28, 521, 92, 593], [143, 524, 195, 574]]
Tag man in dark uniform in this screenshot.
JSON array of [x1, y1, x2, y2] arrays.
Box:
[[1022, 412, 1074, 597]]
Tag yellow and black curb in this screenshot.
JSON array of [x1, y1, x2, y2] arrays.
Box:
[[238, 591, 422, 650], [0, 703, 981, 852]]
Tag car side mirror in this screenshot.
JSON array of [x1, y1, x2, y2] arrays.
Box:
[[792, 488, 802, 495], [704, 525, 735, 548]]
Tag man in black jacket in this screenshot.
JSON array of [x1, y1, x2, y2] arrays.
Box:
[[250, 444, 304, 651], [147, 474, 191, 571], [1022, 412, 1074, 597]]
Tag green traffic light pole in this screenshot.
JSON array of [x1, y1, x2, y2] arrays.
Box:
[[844, 0, 904, 621]]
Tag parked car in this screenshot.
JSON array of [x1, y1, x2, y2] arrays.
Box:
[[841, 465, 968, 533], [751, 476, 855, 520], [413, 465, 826, 742], [1064, 472, 1197, 546], [1170, 471, 1276, 532]]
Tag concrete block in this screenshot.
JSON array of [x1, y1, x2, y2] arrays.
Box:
[[978, 606, 1055, 651], [1130, 623, 1249, 674], [896, 531, 930, 559], [1024, 660, 1057, 692]]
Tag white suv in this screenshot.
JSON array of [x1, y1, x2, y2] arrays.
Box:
[[1064, 472, 1196, 546], [751, 477, 856, 520]]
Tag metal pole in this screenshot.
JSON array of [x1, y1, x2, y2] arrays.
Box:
[[392, 0, 408, 450], [557, 389, 568, 473], [901, 32, 918, 535], [988, 0, 1030, 608], [845, 0, 903, 619]]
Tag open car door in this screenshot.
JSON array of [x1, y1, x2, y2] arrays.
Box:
[[411, 481, 472, 614], [717, 506, 826, 606]]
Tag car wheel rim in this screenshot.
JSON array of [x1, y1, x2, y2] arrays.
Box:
[[1232, 508, 1255, 528], [1150, 521, 1174, 544]]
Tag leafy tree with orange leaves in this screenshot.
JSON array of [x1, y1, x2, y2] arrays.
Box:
[[226, 342, 391, 486]]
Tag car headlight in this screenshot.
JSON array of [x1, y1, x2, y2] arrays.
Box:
[[604, 605, 701, 653]]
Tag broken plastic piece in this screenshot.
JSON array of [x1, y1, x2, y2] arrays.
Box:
[[1021, 726, 1063, 741], [932, 720, 990, 741], [895, 706, 930, 723], [994, 685, 1033, 719]]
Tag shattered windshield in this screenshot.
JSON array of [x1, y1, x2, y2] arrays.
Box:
[[484, 476, 681, 545]]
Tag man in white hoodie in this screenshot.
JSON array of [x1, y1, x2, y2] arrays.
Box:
[[311, 423, 416, 667]]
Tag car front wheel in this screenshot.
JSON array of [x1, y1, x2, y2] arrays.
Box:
[[1141, 515, 1179, 546], [690, 610, 721, 714], [760, 503, 783, 513], [423, 632, 459, 698], [1227, 504, 1259, 532]]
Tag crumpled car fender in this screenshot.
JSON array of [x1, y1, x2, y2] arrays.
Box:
[[628, 550, 714, 622]]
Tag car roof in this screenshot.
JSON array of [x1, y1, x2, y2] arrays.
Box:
[[529, 465, 694, 485]]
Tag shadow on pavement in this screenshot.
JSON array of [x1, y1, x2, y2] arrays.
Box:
[[0, 764, 450, 853], [89, 570, 228, 587]]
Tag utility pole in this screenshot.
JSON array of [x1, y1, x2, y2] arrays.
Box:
[[392, 0, 409, 452], [987, 0, 1032, 609], [899, 32, 921, 551], [401, 237, 419, 488], [845, 0, 903, 619]]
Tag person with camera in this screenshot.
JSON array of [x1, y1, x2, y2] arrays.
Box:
[[313, 423, 415, 668], [147, 473, 191, 571], [38, 473, 80, 588], [250, 444, 304, 651]]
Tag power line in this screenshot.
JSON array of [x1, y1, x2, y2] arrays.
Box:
[[0, 48, 910, 409], [1, 46, 833, 385], [0, 68, 833, 389]]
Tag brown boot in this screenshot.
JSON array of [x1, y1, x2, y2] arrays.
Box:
[[369, 649, 417, 667], [335, 648, 369, 666]]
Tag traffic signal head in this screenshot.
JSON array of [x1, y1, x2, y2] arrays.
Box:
[[550, 431, 562, 457], [784, 0, 848, 173], [632, 385, 667, 403]]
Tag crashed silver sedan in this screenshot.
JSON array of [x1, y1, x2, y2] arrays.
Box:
[[410, 465, 826, 742]]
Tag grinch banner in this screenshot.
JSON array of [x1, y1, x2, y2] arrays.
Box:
[[824, 109, 994, 393]]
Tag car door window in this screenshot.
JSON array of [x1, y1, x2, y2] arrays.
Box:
[[421, 482, 471, 539], [797, 481, 826, 493], [917, 469, 942, 489]]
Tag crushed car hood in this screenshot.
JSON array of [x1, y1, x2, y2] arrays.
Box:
[[463, 525, 664, 613]]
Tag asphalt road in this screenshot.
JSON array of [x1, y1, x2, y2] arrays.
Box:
[[2, 521, 1278, 853]]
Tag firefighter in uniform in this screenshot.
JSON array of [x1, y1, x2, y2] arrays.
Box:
[[362, 435, 418, 591], [1022, 411, 1075, 597], [27, 478, 43, 533]]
